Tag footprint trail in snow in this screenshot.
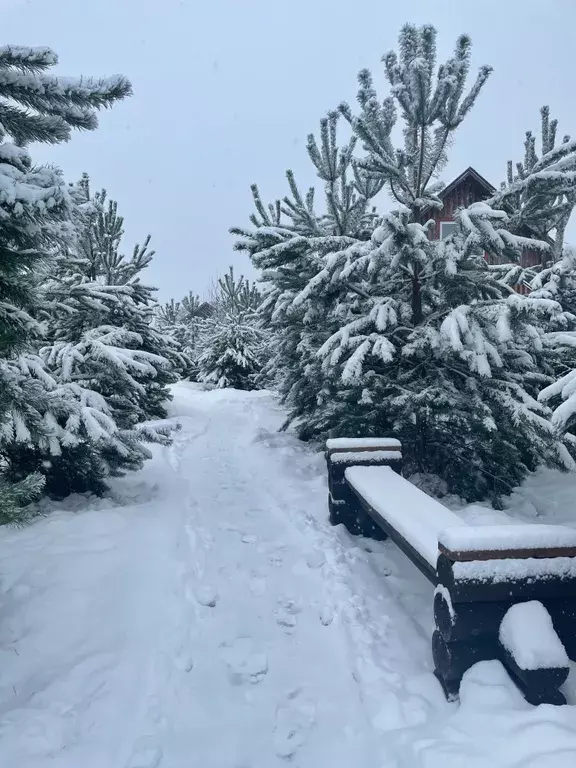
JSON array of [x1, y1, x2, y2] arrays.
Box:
[[3, 385, 567, 768]]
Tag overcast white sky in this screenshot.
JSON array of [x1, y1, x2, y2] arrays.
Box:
[[3, 0, 575, 300]]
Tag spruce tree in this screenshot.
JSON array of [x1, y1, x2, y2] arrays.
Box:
[[0, 45, 131, 515], [237, 25, 576, 503]]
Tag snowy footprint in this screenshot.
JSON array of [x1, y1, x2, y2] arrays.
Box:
[[305, 549, 326, 569], [249, 571, 267, 596], [175, 652, 194, 673], [218, 522, 239, 533], [319, 605, 334, 626], [194, 585, 219, 607], [273, 688, 317, 760], [221, 637, 268, 685], [275, 596, 302, 634]]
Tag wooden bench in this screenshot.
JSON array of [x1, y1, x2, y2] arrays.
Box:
[[326, 438, 576, 705]]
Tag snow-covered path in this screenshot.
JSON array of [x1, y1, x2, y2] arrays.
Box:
[[1, 384, 576, 768]]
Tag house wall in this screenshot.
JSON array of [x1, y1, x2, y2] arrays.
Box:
[[426, 175, 537, 294], [424, 177, 489, 239]]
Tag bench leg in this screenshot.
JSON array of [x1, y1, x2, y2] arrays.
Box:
[[326, 452, 396, 542], [433, 590, 573, 706], [433, 669, 460, 700], [328, 494, 346, 526], [434, 589, 509, 643], [432, 630, 499, 697], [328, 493, 387, 540], [544, 600, 576, 662], [354, 508, 388, 540]]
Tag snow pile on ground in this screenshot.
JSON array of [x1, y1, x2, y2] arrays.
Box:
[[0, 382, 575, 767], [503, 468, 576, 528]]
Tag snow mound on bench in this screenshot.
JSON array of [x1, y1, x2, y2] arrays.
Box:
[[499, 601, 569, 670]]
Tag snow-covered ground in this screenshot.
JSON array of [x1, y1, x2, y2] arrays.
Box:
[[1, 383, 576, 768]]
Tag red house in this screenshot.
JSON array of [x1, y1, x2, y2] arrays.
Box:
[[425, 166, 541, 294]]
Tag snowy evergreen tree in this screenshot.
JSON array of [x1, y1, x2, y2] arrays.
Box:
[[197, 268, 268, 390], [0, 45, 131, 515], [73, 177, 188, 420], [481, 108, 576, 435], [26, 177, 182, 496], [236, 25, 576, 502], [157, 299, 187, 346], [233, 111, 382, 434], [532, 246, 576, 433], [0, 46, 130, 145], [156, 292, 210, 379]]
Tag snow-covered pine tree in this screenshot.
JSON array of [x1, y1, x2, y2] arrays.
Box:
[[32, 177, 181, 496], [0, 45, 131, 145], [233, 111, 384, 435], [530, 242, 576, 433], [197, 267, 267, 390], [537, 268, 576, 433], [78, 178, 188, 419], [0, 45, 131, 516], [478, 106, 576, 298], [238, 25, 576, 502], [156, 292, 209, 379], [497, 110, 576, 435], [157, 299, 187, 345]]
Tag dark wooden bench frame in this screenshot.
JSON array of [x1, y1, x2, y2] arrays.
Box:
[[326, 438, 576, 706]]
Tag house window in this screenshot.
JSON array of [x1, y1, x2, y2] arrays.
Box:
[[440, 221, 457, 239]]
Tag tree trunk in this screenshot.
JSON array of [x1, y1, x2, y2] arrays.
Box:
[[411, 267, 423, 325]]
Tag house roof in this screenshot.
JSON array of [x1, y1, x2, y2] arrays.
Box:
[[435, 166, 554, 246], [196, 301, 214, 318], [439, 166, 496, 200]]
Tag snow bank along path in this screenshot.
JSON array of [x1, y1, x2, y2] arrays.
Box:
[[1, 383, 576, 767]]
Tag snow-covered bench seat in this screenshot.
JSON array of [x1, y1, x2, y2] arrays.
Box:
[[325, 437, 576, 706], [345, 464, 467, 581]]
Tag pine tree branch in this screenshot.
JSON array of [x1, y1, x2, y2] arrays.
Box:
[[421, 126, 450, 192]]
